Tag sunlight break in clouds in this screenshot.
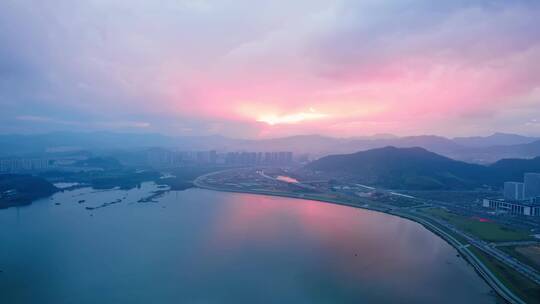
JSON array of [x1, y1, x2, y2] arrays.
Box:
[[257, 109, 329, 125]]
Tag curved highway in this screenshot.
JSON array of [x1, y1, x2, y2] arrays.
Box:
[[194, 169, 532, 304]]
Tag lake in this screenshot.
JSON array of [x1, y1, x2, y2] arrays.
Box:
[[0, 182, 496, 303]]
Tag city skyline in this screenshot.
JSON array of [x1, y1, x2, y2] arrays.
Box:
[[1, 1, 540, 138]]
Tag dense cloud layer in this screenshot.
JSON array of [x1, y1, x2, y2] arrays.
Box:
[[0, 0, 539, 137]]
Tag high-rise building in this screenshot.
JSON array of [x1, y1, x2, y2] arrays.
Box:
[[524, 173, 540, 199], [504, 182, 524, 201], [223, 151, 293, 166], [209, 150, 217, 164]]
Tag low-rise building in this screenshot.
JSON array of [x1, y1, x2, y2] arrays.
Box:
[[482, 198, 540, 216], [485, 173, 540, 216]]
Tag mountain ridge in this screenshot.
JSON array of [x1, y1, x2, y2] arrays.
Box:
[[306, 146, 540, 190], [0, 132, 539, 163]]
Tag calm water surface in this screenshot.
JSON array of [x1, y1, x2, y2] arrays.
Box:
[[0, 183, 496, 303]]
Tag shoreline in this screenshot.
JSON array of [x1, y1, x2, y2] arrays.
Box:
[[194, 174, 525, 304]]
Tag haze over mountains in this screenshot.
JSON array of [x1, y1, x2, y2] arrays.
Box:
[[1, 132, 539, 164], [452, 133, 539, 148]]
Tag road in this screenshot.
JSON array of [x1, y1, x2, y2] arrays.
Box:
[[494, 241, 540, 247], [371, 186, 540, 285], [415, 209, 540, 285], [195, 169, 538, 304], [392, 210, 527, 304], [205, 169, 540, 285]]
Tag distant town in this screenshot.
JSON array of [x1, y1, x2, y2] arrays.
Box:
[[0, 150, 297, 172]]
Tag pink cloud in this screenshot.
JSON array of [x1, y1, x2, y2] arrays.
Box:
[[2, 0, 540, 137]]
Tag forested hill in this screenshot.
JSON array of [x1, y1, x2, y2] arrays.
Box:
[[306, 146, 539, 190], [0, 174, 58, 208]]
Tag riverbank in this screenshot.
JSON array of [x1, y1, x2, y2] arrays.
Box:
[[1, 180, 498, 304], [194, 173, 529, 304]]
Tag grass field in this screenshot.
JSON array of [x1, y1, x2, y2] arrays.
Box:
[[421, 208, 532, 242], [375, 197, 421, 208], [470, 247, 540, 304]]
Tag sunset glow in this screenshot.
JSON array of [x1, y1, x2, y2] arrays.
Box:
[[257, 110, 329, 125], [1, 1, 539, 137]]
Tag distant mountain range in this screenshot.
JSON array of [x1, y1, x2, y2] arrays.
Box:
[[0, 131, 539, 164], [452, 132, 539, 148], [306, 146, 540, 190]]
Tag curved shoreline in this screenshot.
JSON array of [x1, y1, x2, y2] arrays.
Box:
[[194, 173, 525, 304]]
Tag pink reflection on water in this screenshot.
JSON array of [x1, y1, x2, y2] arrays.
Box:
[[200, 193, 449, 285]]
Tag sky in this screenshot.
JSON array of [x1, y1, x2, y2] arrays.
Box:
[[1, 0, 540, 138]]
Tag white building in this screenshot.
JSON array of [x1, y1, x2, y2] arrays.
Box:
[[483, 198, 540, 216]]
